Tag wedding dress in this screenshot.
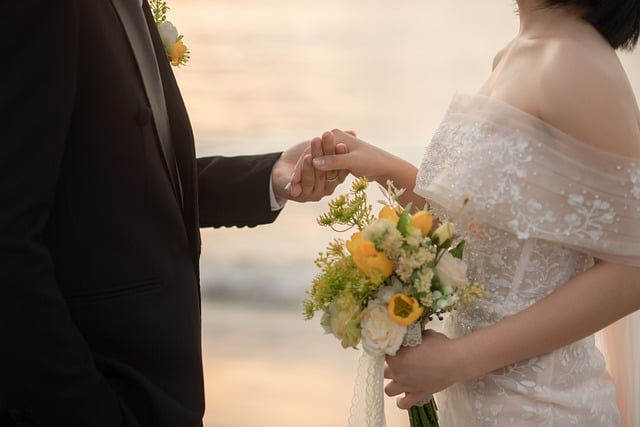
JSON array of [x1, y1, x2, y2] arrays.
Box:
[[414, 93, 640, 426]]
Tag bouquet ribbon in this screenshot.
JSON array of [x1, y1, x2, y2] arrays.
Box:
[[348, 324, 435, 427], [349, 351, 386, 427]]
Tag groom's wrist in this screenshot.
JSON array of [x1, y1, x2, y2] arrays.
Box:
[[269, 175, 287, 211]]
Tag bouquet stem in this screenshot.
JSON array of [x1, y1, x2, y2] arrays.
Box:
[[409, 398, 439, 427]]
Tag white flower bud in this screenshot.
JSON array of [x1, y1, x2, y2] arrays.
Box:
[[158, 21, 179, 48]]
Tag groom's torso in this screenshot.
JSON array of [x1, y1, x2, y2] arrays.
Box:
[[42, 1, 204, 425]]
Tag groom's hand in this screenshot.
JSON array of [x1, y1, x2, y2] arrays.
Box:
[[272, 136, 348, 202]]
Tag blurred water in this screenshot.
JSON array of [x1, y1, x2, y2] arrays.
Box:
[[168, 0, 640, 308]]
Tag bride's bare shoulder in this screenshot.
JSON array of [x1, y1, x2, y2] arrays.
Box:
[[537, 37, 640, 157]]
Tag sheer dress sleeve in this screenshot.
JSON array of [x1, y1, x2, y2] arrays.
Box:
[[415, 92, 640, 266]]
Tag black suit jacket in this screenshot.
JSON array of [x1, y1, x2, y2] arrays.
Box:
[[1, 1, 280, 426]]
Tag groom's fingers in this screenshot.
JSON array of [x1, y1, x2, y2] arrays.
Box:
[[310, 137, 327, 194], [320, 131, 343, 190], [299, 154, 316, 196], [286, 145, 312, 197]]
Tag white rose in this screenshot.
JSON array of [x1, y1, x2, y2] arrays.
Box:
[[435, 251, 469, 289], [360, 301, 407, 356], [158, 21, 179, 48]]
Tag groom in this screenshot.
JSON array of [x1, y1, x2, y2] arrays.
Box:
[[1, 1, 341, 426]]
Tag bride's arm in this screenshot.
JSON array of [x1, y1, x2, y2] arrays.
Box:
[[311, 130, 426, 208], [384, 260, 640, 408], [385, 39, 640, 409]]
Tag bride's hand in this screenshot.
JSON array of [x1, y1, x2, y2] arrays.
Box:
[[275, 135, 348, 201], [312, 129, 411, 186], [384, 329, 464, 409]]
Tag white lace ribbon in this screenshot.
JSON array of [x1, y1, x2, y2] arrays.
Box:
[[349, 351, 386, 427], [349, 323, 427, 427]]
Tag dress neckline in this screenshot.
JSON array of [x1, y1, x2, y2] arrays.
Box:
[[451, 91, 640, 162]]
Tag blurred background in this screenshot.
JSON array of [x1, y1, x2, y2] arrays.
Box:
[[168, 1, 640, 425]]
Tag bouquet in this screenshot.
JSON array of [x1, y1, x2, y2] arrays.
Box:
[[303, 178, 484, 427]]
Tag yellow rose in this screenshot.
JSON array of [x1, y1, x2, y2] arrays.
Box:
[[411, 211, 433, 237], [378, 205, 401, 224], [387, 293, 424, 326], [433, 221, 455, 244], [346, 232, 393, 283]]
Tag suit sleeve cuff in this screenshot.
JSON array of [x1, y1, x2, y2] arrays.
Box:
[[269, 175, 287, 211]]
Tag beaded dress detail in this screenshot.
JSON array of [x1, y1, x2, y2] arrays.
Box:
[[414, 93, 640, 426]]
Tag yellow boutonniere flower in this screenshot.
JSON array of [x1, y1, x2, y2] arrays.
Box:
[[150, 0, 190, 66]]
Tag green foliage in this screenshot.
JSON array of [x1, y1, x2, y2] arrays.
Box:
[[304, 241, 374, 318], [149, 0, 169, 24], [317, 177, 375, 232], [450, 240, 465, 259]]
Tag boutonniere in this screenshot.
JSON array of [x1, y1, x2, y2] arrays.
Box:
[[149, 0, 190, 66]]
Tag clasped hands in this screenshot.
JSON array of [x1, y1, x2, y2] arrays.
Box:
[[272, 129, 396, 202], [271, 131, 350, 203]]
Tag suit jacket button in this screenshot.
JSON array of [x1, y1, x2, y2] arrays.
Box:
[[136, 107, 151, 126]]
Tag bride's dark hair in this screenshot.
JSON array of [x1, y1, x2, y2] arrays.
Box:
[[545, 0, 640, 50]]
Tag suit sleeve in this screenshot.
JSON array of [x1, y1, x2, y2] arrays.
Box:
[[1, 3, 137, 426], [197, 153, 283, 228]]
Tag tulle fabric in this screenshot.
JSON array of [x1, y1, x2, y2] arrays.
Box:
[[414, 92, 640, 426]]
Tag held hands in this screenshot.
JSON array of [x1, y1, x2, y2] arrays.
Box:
[[277, 128, 419, 204], [279, 129, 400, 201], [272, 132, 351, 202], [311, 129, 399, 185]]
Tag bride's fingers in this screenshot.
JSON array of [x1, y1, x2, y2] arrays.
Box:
[[336, 143, 349, 154], [321, 130, 337, 156], [335, 143, 350, 181], [396, 393, 422, 410], [384, 380, 404, 398], [383, 365, 393, 379]]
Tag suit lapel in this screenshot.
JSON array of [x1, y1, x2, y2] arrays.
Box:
[[110, 0, 180, 203]]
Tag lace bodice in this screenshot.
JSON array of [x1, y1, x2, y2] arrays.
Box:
[[414, 93, 640, 426]]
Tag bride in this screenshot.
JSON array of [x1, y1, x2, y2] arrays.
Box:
[[304, 0, 640, 425]]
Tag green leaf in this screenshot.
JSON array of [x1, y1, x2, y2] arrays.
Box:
[[396, 202, 413, 236], [450, 240, 465, 259]]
